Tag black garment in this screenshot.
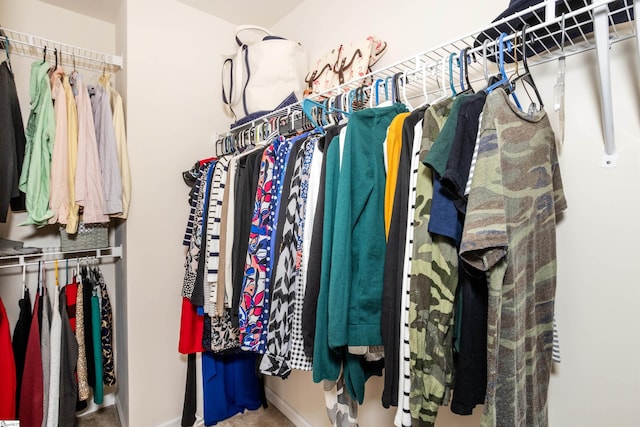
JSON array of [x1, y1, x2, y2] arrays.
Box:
[[38, 287, 52, 337], [181, 353, 197, 427], [231, 147, 266, 328], [432, 92, 488, 414], [82, 266, 96, 391], [192, 162, 216, 308], [270, 138, 305, 284], [59, 286, 79, 427], [451, 261, 488, 415], [0, 61, 26, 222], [440, 91, 487, 214], [380, 107, 427, 408], [301, 125, 343, 357], [12, 287, 31, 411]]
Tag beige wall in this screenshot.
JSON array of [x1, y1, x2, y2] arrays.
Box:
[[113, 1, 130, 424], [268, 1, 640, 427], [0, 0, 235, 424], [122, 0, 234, 425]]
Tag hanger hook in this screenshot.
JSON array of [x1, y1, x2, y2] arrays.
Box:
[[420, 59, 429, 103], [496, 33, 510, 78], [374, 78, 384, 106], [448, 52, 458, 96], [402, 69, 414, 109], [521, 24, 530, 65], [560, 12, 566, 54], [343, 91, 351, 119], [458, 48, 467, 92], [3, 36, 11, 73]]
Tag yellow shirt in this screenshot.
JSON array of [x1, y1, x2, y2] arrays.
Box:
[[384, 112, 410, 238], [49, 75, 69, 227], [63, 74, 80, 233]]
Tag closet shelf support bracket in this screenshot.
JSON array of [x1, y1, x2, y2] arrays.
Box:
[[594, 0, 618, 167]]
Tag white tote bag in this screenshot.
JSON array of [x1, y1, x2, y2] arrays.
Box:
[[222, 25, 308, 121]]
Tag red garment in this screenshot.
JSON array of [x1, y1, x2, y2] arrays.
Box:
[[0, 297, 17, 419], [19, 294, 43, 427], [178, 297, 205, 354], [65, 279, 78, 332]]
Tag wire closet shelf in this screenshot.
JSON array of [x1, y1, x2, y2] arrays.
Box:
[[0, 27, 123, 73], [0, 246, 123, 270], [216, 0, 637, 166]]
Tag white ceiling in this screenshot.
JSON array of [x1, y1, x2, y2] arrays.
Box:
[[39, 0, 121, 23], [177, 0, 304, 28], [38, 0, 303, 28]]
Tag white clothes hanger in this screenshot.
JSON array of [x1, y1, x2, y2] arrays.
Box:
[[430, 58, 449, 104]]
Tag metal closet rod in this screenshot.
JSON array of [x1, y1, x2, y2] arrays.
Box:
[[0, 245, 123, 269], [0, 27, 123, 72]]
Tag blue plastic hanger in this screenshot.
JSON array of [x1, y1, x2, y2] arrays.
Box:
[[348, 88, 357, 112], [384, 76, 394, 102], [301, 98, 320, 128], [448, 52, 458, 96], [486, 33, 522, 110], [373, 78, 384, 106], [302, 97, 350, 128], [486, 33, 510, 93]]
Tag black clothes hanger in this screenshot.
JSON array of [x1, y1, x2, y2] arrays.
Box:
[[392, 72, 403, 104], [361, 85, 369, 107], [456, 48, 475, 95], [3, 36, 11, 74], [458, 48, 467, 92], [460, 47, 475, 94], [42, 45, 47, 63], [511, 24, 544, 110]]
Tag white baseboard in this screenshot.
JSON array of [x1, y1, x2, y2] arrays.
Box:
[[156, 416, 181, 427], [76, 393, 116, 418], [157, 388, 309, 427], [264, 386, 313, 427], [115, 396, 126, 427], [156, 414, 204, 427]]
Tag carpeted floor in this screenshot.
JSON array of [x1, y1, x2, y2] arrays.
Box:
[[77, 406, 120, 427], [216, 405, 295, 427], [76, 403, 294, 427]]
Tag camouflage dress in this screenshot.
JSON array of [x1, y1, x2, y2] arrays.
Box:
[[460, 88, 567, 427]]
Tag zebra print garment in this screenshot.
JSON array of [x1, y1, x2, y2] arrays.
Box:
[[259, 140, 306, 377]]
